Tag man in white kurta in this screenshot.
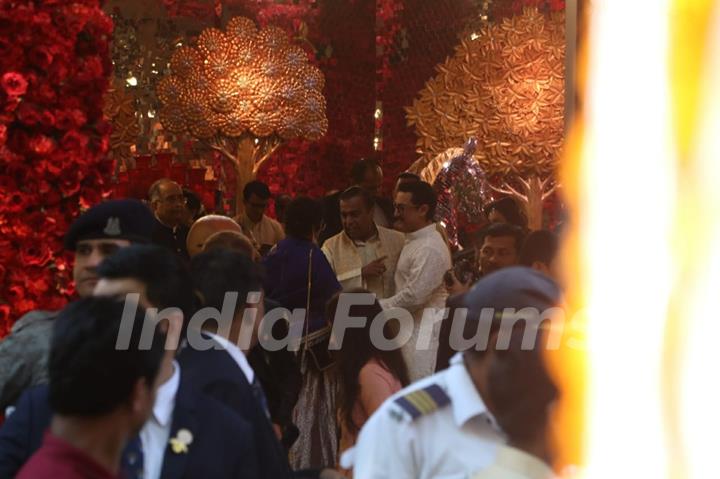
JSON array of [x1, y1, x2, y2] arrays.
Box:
[[322, 187, 405, 299], [379, 181, 451, 380]]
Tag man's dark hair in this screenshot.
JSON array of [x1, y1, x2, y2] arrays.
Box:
[[350, 157, 380, 184], [476, 222, 525, 252], [519, 230, 559, 267], [96, 245, 197, 333], [487, 329, 558, 444], [327, 289, 410, 436], [339, 186, 374, 211], [49, 297, 165, 416], [397, 180, 437, 220], [284, 197, 322, 239], [243, 180, 272, 201], [397, 172, 421, 182], [483, 197, 527, 229], [191, 249, 264, 312]]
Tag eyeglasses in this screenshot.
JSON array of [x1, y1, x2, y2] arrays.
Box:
[[393, 203, 419, 214]]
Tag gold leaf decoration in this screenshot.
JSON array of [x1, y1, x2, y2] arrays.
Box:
[[104, 79, 140, 165], [157, 16, 327, 142], [405, 7, 565, 179], [226, 16, 257, 42], [156, 16, 328, 212]]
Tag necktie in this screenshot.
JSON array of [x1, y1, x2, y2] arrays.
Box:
[[251, 376, 271, 419], [123, 435, 145, 479]]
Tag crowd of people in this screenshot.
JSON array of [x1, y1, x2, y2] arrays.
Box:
[[0, 157, 565, 479]]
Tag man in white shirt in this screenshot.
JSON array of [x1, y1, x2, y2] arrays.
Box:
[[351, 267, 561, 479], [238, 181, 285, 254], [380, 181, 451, 380], [472, 325, 559, 479], [322, 186, 405, 299]]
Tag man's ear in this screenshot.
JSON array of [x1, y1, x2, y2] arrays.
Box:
[[163, 309, 184, 350], [129, 377, 153, 416], [418, 204, 430, 219]]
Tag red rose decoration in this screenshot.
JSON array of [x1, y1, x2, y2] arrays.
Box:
[[0, 0, 112, 336], [4, 192, 28, 214], [55, 109, 87, 130], [16, 103, 43, 126], [60, 129, 89, 151], [2, 72, 28, 97], [29, 46, 54, 69], [29, 134, 56, 155], [76, 55, 104, 83]]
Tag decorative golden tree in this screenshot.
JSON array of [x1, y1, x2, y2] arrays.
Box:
[[405, 7, 565, 230], [156, 16, 327, 208]]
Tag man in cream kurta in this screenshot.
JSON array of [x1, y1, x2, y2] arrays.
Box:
[[379, 181, 451, 381], [322, 187, 405, 299]]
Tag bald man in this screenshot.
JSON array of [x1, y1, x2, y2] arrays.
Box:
[[186, 214, 255, 257], [149, 178, 191, 260]]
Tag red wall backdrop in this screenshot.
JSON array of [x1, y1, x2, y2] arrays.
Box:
[[257, 0, 479, 198], [378, 0, 477, 193], [257, 0, 376, 198]]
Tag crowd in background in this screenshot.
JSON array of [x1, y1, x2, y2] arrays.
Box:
[[0, 157, 564, 479]]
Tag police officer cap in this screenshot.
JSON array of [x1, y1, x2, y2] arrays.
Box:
[[64, 199, 155, 251], [455, 266, 560, 316]]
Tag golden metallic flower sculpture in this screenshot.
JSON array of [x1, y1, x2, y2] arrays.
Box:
[[405, 7, 565, 229], [104, 78, 140, 171], [156, 16, 328, 209]]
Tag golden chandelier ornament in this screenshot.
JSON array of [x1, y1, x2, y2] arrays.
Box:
[[156, 16, 328, 209], [406, 7, 565, 230]]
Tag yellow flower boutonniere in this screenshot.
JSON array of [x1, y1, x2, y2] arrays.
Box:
[[169, 428, 193, 454]]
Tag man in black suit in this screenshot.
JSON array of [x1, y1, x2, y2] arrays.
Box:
[[318, 157, 394, 246], [186, 249, 294, 479], [149, 179, 191, 260], [0, 246, 261, 479]]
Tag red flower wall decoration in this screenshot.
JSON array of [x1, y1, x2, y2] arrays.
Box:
[[0, 0, 113, 336]]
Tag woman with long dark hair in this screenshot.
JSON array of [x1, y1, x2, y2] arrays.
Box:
[[327, 289, 410, 473]]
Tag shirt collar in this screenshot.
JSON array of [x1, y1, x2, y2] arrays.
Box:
[[206, 332, 255, 384], [344, 226, 380, 247], [153, 360, 180, 427], [406, 223, 437, 241], [243, 213, 264, 226], [494, 445, 555, 479], [446, 353, 500, 430], [154, 215, 178, 231]]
